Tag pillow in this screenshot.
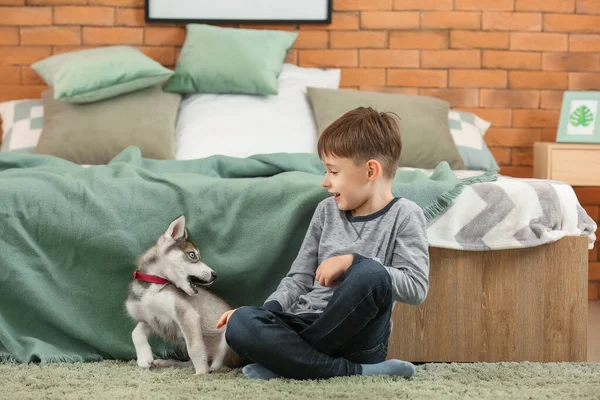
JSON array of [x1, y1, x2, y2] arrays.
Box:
[[174, 64, 340, 160], [307, 88, 466, 170], [448, 110, 499, 171], [0, 99, 43, 152], [34, 85, 181, 165], [31, 46, 174, 104], [164, 24, 297, 95]]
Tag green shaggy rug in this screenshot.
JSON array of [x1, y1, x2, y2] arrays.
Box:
[[0, 361, 598, 400]]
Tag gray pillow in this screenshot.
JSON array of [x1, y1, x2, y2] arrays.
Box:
[[306, 87, 466, 170], [35, 85, 181, 165]]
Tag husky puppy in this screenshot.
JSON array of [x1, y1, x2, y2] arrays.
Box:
[[125, 215, 238, 374]]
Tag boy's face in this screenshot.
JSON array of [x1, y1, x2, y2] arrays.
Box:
[[321, 155, 370, 211]]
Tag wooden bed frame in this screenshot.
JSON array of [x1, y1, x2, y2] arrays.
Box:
[[388, 236, 588, 362]]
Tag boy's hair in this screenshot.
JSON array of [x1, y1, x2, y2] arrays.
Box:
[[317, 107, 402, 180]]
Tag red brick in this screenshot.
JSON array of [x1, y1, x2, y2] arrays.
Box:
[[455, 0, 514, 10], [583, 205, 599, 220], [510, 32, 568, 51], [480, 89, 540, 108], [360, 11, 419, 29], [359, 86, 420, 95], [422, 12, 481, 29], [512, 109, 560, 128], [457, 107, 512, 126], [0, 27, 18, 45], [589, 281, 599, 300], [359, 50, 419, 68], [83, 27, 143, 45], [591, 247, 599, 262], [298, 50, 358, 67], [541, 128, 558, 141], [544, 14, 600, 33], [144, 27, 186, 46], [0, 66, 19, 84], [340, 68, 385, 87], [116, 8, 145, 26], [486, 128, 541, 146], [449, 69, 507, 88], [0, 6, 51, 25], [499, 166, 533, 178], [330, 31, 387, 48], [135, 46, 175, 66], [570, 34, 600, 52], [390, 31, 448, 49], [284, 49, 297, 65], [51, 45, 95, 55], [334, 0, 392, 10], [21, 27, 81, 46], [540, 91, 565, 109], [20, 67, 45, 85], [387, 69, 447, 87], [88, 0, 143, 5], [578, 0, 600, 14], [482, 50, 541, 70], [488, 147, 512, 164], [516, 0, 574, 12], [300, 13, 360, 30], [450, 30, 509, 49], [0, 46, 52, 65], [0, 0, 23, 3], [590, 263, 600, 281], [293, 31, 328, 49], [0, 85, 47, 101], [482, 12, 541, 31], [393, 0, 452, 9], [422, 50, 480, 69], [511, 148, 534, 166], [27, 0, 87, 3], [54, 6, 114, 26], [542, 53, 600, 72], [574, 187, 600, 204], [418, 88, 479, 107], [569, 72, 600, 90], [509, 71, 568, 90]]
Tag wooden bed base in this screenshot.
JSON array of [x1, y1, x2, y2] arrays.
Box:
[[388, 236, 588, 362]]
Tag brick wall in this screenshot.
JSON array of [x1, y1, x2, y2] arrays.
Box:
[[0, 0, 598, 298]]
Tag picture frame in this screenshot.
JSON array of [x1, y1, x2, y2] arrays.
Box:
[[145, 0, 332, 24], [556, 91, 600, 144]]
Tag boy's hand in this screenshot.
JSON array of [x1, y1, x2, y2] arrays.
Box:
[[216, 308, 237, 329], [316, 254, 354, 287]]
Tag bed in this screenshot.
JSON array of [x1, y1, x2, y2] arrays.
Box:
[[0, 59, 596, 364]]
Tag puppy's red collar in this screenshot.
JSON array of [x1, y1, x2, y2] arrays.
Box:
[[133, 270, 169, 285]]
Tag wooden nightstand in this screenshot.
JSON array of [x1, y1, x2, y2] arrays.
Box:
[[533, 142, 600, 186]]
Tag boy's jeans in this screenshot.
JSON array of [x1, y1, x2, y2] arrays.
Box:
[[225, 257, 393, 380]]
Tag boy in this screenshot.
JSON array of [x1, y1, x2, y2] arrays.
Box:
[[216, 107, 430, 380]]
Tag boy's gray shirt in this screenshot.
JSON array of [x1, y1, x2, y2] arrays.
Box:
[[264, 197, 430, 315]]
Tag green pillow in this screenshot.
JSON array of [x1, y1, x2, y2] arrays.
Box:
[[307, 87, 466, 170], [164, 24, 297, 95], [31, 46, 174, 104]]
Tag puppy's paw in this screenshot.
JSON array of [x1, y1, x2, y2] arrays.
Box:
[[209, 365, 223, 373], [194, 365, 209, 375], [137, 357, 154, 369]]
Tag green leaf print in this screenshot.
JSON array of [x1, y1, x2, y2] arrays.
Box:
[[569, 105, 594, 127]]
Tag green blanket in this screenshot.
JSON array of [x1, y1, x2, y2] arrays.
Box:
[[0, 147, 497, 364]]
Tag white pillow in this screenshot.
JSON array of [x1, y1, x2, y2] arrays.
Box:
[[174, 64, 341, 160], [0, 99, 44, 152]]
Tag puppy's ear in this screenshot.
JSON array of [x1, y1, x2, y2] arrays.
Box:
[[164, 215, 186, 240]]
